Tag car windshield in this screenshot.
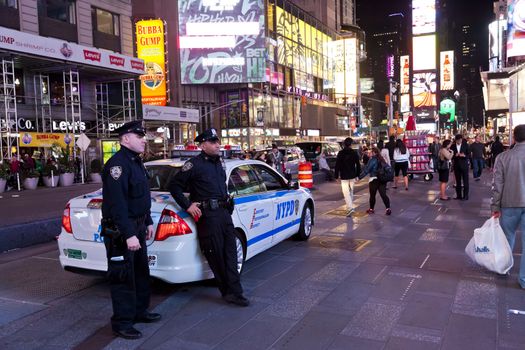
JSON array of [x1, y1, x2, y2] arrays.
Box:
[[146, 165, 181, 191], [296, 143, 321, 158]]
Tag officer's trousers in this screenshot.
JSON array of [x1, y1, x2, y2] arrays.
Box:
[[104, 218, 150, 331], [197, 207, 243, 296]]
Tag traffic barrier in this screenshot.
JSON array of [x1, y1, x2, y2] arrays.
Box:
[[298, 161, 313, 188]]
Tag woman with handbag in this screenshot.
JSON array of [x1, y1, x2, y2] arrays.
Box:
[[359, 147, 392, 215], [438, 139, 454, 200]]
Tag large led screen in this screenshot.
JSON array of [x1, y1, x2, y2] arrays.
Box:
[[412, 0, 436, 35], [332, 38, 357, 104], [489, 20, 506, 71], [179, 0, 265, 84], [507, 0, 525, 58], [412, 72, 437, 107], [413, 35, 436, 70], [400, 55, 410, 94], [440, 51, 454, 90]]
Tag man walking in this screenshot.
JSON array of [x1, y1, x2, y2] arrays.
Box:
[[385, 135, 396, 162], [470, 135, 485, 181], [492, 124, 525, 288], [451, 134, 470, 200], [101, 120, 161, 339], [334, 137, 361, 216], [169, 128, 249, 306]]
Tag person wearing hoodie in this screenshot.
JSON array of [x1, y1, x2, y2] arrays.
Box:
[[334, 137, 361, 216]]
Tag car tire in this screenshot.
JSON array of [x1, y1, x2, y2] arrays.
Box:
[[424, 173, 433, 181], [234, 230, 247, 274], [295, 203, 313, 241]]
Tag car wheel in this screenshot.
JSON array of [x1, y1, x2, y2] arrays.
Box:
[[234, 230, 247, 274], [408, 174, 414, 180], [424, 173, 433, 181], [295, 203, 313, 241]]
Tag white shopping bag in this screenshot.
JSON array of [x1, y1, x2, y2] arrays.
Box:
[[465, 217, 514, 274]]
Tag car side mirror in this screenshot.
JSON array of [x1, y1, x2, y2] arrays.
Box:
[[288, 181, 300, 190]]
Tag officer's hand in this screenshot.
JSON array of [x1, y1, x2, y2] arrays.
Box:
[[187, 202, 202, 220], [146, 225, 154, 240], [126, 235, 141, 251]]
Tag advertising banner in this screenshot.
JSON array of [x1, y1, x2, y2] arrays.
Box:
[[400, 55, 410, 94], [332, 38, 358, 104], [19, 132, 74, 148], [489, 20, 507, 71], [0, 27, 144, 74], [412, 72, 437, 107], [361, 78, 375, 94], [507, 0, 525, 58], [400, 94, 411, 112], [440, 51, 454, 90], [440, 98, 456, 122], [386, 54, 394, 78], [412, 0, 436, 35], [179, 0, 266, 84], [143, 105, 199, 123], [136, 19, 167, 106], [413, 35, 436, 70]]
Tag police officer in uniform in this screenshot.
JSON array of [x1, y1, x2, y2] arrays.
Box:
[[169, 128, 249, 307], [101, 120, 161, 339]]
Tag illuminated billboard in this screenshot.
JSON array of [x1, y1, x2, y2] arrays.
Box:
[[332, 38, 358, 104], [413, 35, 436, 70], [412, 72, 437, 107], [507, 0, 525, 58], [412, 0, 436, 35], [136, 19, 167, 106], [386, 55, 394, 78], [440, 51, 454, 90], [400, 55, 410, 94], [489, 20, 506, 71], [400, 94, 410, 112], [179, 0, 265, 84], [361, 78, 375, 94]]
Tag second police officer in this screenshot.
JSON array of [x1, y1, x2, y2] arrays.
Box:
[[169, 128, 249, 307], [101, 120, 161, 339]]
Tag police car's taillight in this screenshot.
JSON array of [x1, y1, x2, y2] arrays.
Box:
[[155, 209, 192, 241], [87, 198, 103, 209], [62, 203, 72, 234]]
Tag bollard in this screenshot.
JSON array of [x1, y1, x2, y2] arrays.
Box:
[[298, 161, 313, 189]]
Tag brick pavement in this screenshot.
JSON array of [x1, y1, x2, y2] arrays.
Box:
[[1, 171, 524, 349]]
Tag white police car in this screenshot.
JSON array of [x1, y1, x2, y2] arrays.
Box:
[[57, 157, 314, 283]]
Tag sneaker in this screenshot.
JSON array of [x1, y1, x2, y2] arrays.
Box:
[[366, 208, 375, 214], [346, 209, 355, 217], [223, 293, 250, 307], [385, 208, 392, 215]]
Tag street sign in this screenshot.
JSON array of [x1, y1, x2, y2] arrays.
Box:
[[76, 133, 91, 151]]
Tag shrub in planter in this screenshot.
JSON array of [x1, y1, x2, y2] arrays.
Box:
[[21, 168, 40, 190], [0, 161, 9, 193], [89, 158, 102, 183], [52, 143, 75, 186]]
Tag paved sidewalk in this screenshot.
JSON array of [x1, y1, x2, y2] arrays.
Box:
[[1, 171, 524, 349]]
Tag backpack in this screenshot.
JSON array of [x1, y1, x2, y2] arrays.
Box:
[[377, 160, 394, 183]]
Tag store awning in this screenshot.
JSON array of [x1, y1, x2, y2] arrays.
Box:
[[0, 26, 144, 75]]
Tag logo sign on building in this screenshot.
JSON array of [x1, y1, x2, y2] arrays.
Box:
[[440, 51, 454, 90], [178, 0, 266, 84], [400, 55, 410, 94], [507, 0, 525, 58], [142, 105, 200, 123], [412, 72, 437, 107], [386, 54, 394, 78], [341, 0, 355, 27], [412, 0, 436, 35], [19, 132, 74, 148], [413, 35, 436, 70], [136, 19, 167, 106]]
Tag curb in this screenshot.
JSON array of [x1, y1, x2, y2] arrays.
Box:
[[0, 218, 60, 253]]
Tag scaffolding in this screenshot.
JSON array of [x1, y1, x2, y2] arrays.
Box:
[[0, 58, 19, 162], [122, 79, 136, 123], [95, 83, 109, 138], [63, 70, 81, 158], [33, 74, 51, 132]]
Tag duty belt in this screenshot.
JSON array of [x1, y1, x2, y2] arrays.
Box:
[[199, 199, 228, 210]]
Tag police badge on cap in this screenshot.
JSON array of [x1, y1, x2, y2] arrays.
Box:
[[194, 128, 220, 143]]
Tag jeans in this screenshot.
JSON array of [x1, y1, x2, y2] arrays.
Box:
[[472, 158, 484, 178], [500, 208, 525, 288], [341, 179, 356, 211]]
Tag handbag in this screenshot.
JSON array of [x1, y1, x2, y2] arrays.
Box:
[[437, 157, 449, 170]]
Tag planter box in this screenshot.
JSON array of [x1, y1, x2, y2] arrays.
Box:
[[43, 175, 60, 187], [0, 179, 6, 193], [59, 173, 74, 187], [89, 173, 102, 183], [23, 177, 39, 190]]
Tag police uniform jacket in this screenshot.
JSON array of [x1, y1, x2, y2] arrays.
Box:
[[102, 145, 153, 239], [169, 152, 228, 210]]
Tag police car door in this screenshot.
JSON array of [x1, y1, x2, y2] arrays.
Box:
[[228, 165, 274, 256], [251, 164, 302, 245]]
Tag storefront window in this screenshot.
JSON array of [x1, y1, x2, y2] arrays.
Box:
[[92, 7, 119, 36], [1, 0, 17, 8], [14, 68, 25, 104]]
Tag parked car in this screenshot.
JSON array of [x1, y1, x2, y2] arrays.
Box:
[[294, 141, 341, 171], [57, 157, 315, 284]]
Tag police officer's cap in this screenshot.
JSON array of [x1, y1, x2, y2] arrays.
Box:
[[115, 120, 146, 137], [195, 128, 220, 143]]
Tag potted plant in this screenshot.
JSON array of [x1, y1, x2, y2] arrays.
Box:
[[54, 144, 75, 187], [41, 163, 60, 187], [89, 158, 102, 183], [21, 168, 40, 190], [0, 161, 9, 193]]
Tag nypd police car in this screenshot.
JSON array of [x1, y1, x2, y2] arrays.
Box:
[[57, 157, 314, 283]]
